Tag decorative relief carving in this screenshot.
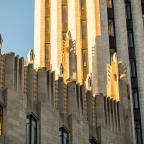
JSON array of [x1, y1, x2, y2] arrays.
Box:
[[106, 52, 128, 101], [61, 31, 77, 82]]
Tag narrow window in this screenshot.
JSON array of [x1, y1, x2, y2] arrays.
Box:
[[130, 59, 137, 78], [81, 0, 85, 9], [82, 49, 87, 67], [62, 6, 68, 23], [26, 115, 37, 144], [135, 121, 143, 144], [59, 127, 69, 144], [132, 89, 140, 109], [125, 3, 132, 20], [81, 21, 87, 38], [45, 17, 50, 33], [127, 31, 134, 48], [45, 43, 50, 62], [108, 20, 115, 37]]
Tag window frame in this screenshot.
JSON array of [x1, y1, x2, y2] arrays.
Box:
[[129, 59, 137, 78], [59, 127, 69, 144], [132, 89, 140, 110], [135, 120, 143, 144], [127, 30, 134, 48], [26, 114, 37, 144], [125, 2, 132, 21]]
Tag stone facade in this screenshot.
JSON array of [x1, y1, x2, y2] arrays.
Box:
[[0, 52, 134, 144]]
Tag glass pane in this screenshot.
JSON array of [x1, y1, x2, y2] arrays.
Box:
[[132, 90, 139, 109], [59, 128, 69, 144], [31, 119, 37, 144], [26, 118, 30, 144], [27, 116, 37, 144], [135, 121, 142, 144], [64, 132, 67, 144], [31, 125, 34, 144], [32, 119, 36, 128], [59, 134, 62, 144], [126, 3, 131, 20], [128, 31, 134, 47], [130, 59, 136, 77]]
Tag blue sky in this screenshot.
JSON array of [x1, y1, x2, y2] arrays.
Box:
[[0, 0, 34, 59]]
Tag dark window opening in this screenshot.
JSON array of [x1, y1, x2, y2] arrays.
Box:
[[89, 137, 97, 144], [127, 31, 134, 48], [59, 127, 69, 144], [130, 59, 137, 78], [135, 121, 143, 144], [125, 2, 132, 20], [26, 115, 37, 144], [132, 89, 140, 109], [82, 49, 87, 67], [141, 0, 144, 14]]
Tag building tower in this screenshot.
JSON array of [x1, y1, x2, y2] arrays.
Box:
[[34, 0, 144, 143], [34, 0, 104, 89]]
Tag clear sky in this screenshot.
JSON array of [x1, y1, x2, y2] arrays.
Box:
[[0, 0, 34, 59]]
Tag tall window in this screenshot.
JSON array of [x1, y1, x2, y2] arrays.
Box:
[[81, 21, 87, 38], [82, 49, 87, 67], [132, 89, 140, 109], [108, 19, 115, 36], [0, 106, 3, 136], [45, 17, 50, 33], [45, 43, 50, 61], [127, 31, 134, 48], [81, 0, 85, 9], [125, 3, 132, 20], [59, 127, 69, 144], [62, 6, 68, 23], [135, 121, 143, 144], [130, 59, 137, 78], [26, 115, 37, 144], [89, 138, 97, 144]]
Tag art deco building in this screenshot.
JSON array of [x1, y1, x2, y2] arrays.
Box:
[[0, 0, 143, 144], [34, 0, 144, 144]]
